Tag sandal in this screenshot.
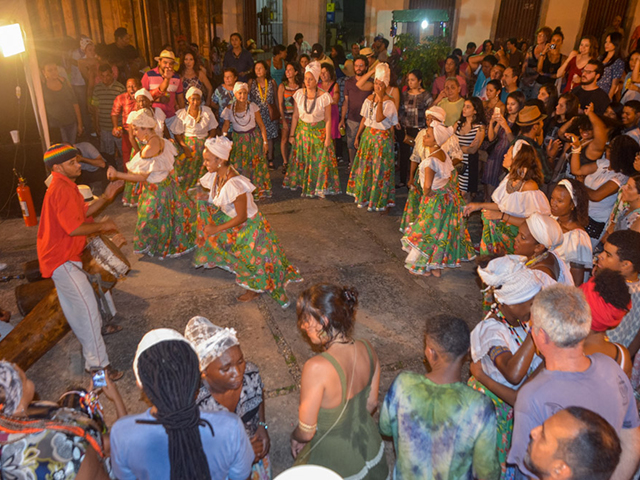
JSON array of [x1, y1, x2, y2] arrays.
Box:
[[101, 324, 123, 336], [282, 163, 288, 174]]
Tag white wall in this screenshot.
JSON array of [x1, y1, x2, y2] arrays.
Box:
[[541, 0, 589, 54], [453, 0, 500, 49], [284, 0, 324, 46], [364, 0, 407, 44], [218, 0, 242, 41]]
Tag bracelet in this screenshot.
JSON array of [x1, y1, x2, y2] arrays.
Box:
[[298, 420, 317, 433], [258, 421, 268, 430], [571, 146, 582, 154]]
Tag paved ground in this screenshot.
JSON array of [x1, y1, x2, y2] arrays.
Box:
[[0, 165, 484, 475]]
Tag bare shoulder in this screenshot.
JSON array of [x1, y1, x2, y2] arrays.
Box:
[[521, 179, 539, 192]]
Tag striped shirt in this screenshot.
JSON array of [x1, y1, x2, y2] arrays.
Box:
[[91, 80, 126, 130], [455, 123, 482, 192]]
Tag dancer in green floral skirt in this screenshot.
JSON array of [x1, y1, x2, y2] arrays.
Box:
[[347, 63, 397, 212], [283, 62, 341, 198], [107, 110, 196, 259], [463, 140, 550, 256], [220, 82, 272, 199], [171, 86, 219, 189], [402, 124, 475, 276], [194, 136, 302, 307]]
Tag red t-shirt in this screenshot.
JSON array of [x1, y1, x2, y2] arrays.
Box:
[[37, 172, 91, 278]]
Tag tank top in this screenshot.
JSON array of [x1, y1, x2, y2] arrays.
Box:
[[271, 59, 285, 86], [283, 83, 298, 121]]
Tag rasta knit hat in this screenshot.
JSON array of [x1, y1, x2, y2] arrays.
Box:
[[44, 144, 78, 168]]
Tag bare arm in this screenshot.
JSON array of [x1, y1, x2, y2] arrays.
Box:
[[199, 69, 214, 106], [556, 51, 578, 78], [340, 94, 349, 126], [585, 105, 608, 159], [493, 334, 536, 385], [288, 104, 299, 142], [461, 126, 485, 154], [470, 360, 518, 406], [278, 84, 285, 117], [355, 68, 375, 89], [585, 180, 620, 202], [468, 53, 488, 72], [610, 427, 640, 480], [365, 340, 381, 414], [205, 191, 248, 234], [568, 134, 599, 176], [84, 181, 123, 218], [324, 104, 332, 147], [291, 358, 327, 455]]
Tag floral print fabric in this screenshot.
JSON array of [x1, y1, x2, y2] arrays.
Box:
[[230, 129, 272, 199], [402, 175, 475, 274], [194, 201, 302, 307], [283, 120, 341, 198], [480, 214, 518, 256], [347, 127, 396, 211], [176, 137, 207, 190], [133, 172, 196, 258]]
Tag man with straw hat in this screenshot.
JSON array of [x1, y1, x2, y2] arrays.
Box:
[[514, 104, 550, 183], [141, 49, 185, 130]]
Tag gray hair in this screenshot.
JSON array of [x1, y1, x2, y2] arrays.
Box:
[[445, 76, 460, 87], [530, 285, 591, 347]]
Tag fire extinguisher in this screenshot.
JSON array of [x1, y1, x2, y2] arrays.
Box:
[[14, 169, 37, 227]]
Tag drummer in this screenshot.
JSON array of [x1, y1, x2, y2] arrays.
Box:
[[37, 144, 125, 381]]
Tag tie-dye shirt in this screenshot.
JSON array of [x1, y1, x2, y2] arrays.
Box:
[[379, 372, 500, 480]]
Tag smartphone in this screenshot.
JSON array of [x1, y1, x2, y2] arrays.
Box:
[[550, 44, 556, 50], [92, 369, 107, 388], [494, 107, 501, 115]]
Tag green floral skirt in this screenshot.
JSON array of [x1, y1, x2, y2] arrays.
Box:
[[175, 136, 207, 190], [468, 377, 515, 480], [480, 213, 518, 256], [283, 120, 341, 198], [194, 201, 303, 307], [230, 129, 272, 200], [402, 176, 475, 274], [122, 180, 142, 207], [133, 172, 196, 259], [347, 127, 395, 211], [400, 168, 423, 233]]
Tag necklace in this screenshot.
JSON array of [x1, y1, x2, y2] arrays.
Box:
[[368, 98, 379, 120], [303, 88, 318, 115], [212, 166, 237, 199], [257, 79, 268, 103], [490, 304, 530, 346], [232, 101, 252, 128], [525, 251, 550, 268]]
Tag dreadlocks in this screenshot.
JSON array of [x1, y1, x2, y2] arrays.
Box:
[[136, 340, 212, 480]]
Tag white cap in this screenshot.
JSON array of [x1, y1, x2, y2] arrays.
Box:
[[186, 86, 203, 101], [204, 136, 234, 160], [425, 106, 446, 124], [478, 255, 543, 305], [526, 213, 564, 250], [134, 88, 153, 101], [129, 109, 157, 129], [374, 63, 390, 86], [233, 82, 249, 94], [133, 328, 194, 386], [305, 62, 322, 83]]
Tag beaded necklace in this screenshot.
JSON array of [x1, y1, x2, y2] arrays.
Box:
[[212, 166, 238, 200], [231, 101, 252, 128], [303, 88, 318, 114], [257, 79, 268, 103], [368, 98, 379, 121], [490, 303, 530, 346], [525, 251, 549, 268]]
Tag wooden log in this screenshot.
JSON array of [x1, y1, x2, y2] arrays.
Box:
[[15, 279, 55, 317], [23, 259, 43, 283], [0, 288, 70, 371]]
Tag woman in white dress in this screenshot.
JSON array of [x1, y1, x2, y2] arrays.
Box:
[[283, 62, 341, 198], [464, 140, 550, 255], [550, 178, 592, 285], [170, 86, 219, 189]]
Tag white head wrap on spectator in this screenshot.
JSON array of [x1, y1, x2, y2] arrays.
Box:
[[129, 109, 157, 129], [80, 37, 93, 52], [478, 255, 542, 305], [558, 179, 577, 206], [432, 124, 454, 147], [374, 63, 391, 86], [425, 106, 446, 124], [133, 328, 194, 385], [526, 213, 564, 250], [233, 82, 249, 94], [135, 88, 153, 101], [305, 62, 322, 83], [204, 136, 233, 160], [512, 139, 528, 158], [185, 86, 203, 101], [184, 316, 240, 371]]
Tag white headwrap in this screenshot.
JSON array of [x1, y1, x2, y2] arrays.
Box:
[[133, 328, 194, 385], [512, 139, 528, 158], [432, 124, 454, 147], [184, 316, 240, 371], [478, 255, 543, 305], [129, 109, 157, 129], [79, 37, 93, 53], [425, 106, 446, 125], [305, 62, 322, 83], [134, 88, 153, 101], [233, 82, 249, 94], [204, 136, 233, 160], [185, 86, 203, 101], [374, 63, 391, 87], [558, 179, 577, 206], [526, 213, 564, 250]]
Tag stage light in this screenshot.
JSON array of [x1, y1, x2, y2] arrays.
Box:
[[0, 24, 26, 57], [421, 20, 428, 30]]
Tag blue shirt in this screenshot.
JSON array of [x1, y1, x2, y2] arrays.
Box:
[[473, 69, 488, 97], [110, 408, 254, 480], [500, 88, 520, 104]]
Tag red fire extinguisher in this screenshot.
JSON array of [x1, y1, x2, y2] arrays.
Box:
[[15, 170, 37, 227]]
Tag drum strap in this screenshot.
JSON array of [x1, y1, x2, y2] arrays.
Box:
[[71, 264, 116, 324]]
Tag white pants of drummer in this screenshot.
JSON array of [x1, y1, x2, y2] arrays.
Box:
[[51, 261, 111, 370]]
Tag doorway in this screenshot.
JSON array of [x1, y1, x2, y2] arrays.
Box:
[[494, 0, 543, 46]]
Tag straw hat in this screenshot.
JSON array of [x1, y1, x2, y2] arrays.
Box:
[[359, 47, 374, 57], [154, 49, 176, 63], [516, 105, 546, 126], [341, 60, 355, 77]]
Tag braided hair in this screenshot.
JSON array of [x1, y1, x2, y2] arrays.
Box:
[[136, 340, 212, 480]]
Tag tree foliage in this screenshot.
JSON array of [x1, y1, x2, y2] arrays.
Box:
[[393, 34, 451, 88]]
